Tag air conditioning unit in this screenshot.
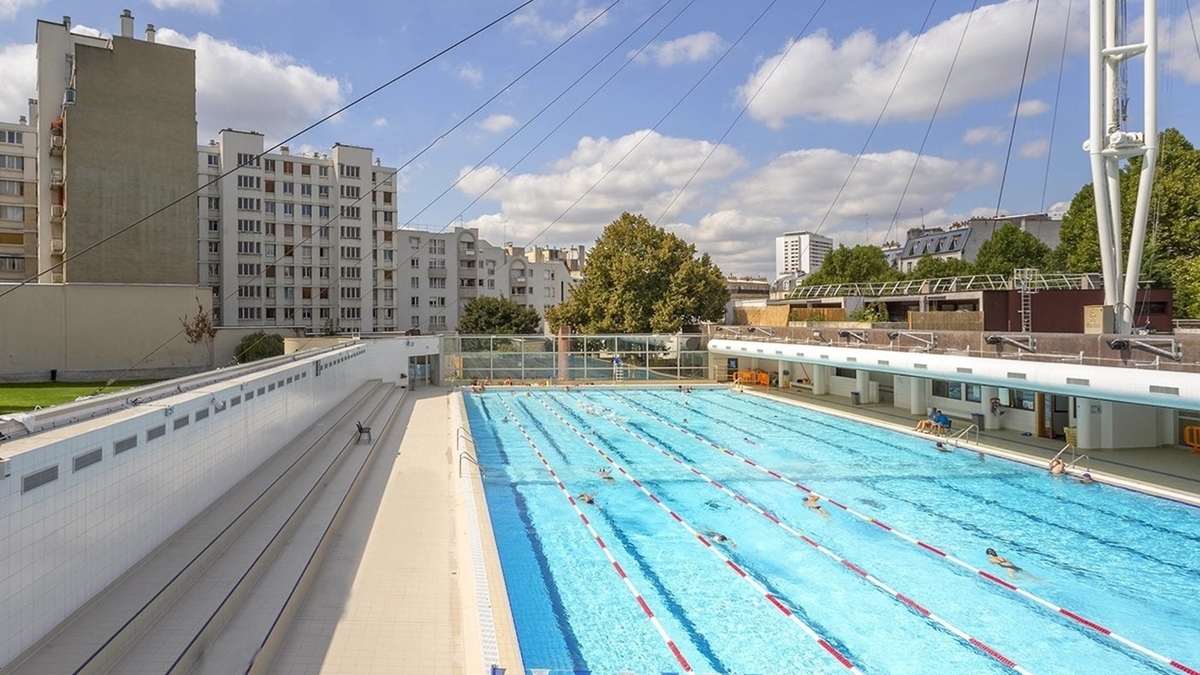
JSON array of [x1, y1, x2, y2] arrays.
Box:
[[50, 169, 64, 187], [63, 88, 76, 106], [49, 135, 64, 154], [50, 204, 64, 222], [51, 239, 64, 253]]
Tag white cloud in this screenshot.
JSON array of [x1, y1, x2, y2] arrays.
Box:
[[0, 43, 35, 122], [457, 130, 745, 244], [509, 1, 610, 41], [69, 24, 107, 38], [156, 28, 344, 142], [149, 0, 220, 13], [458, 64, 483, 85], [0, 0, 43, 20], [1014, 99, 1050, 116], [963, 126, 1006, 145], [479, 114, 518, 134], [1019, 138, 1050, 159], [1047, 199, 1071, 216], [373, 117, 388, 127], [634, 31, 727, 67], [739, 0, 1084, 126], [1161, 13, 1200, 83]]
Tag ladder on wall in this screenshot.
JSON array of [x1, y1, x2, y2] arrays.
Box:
[[1014, 268, 1038, 333], [613, 365, 625, 381]]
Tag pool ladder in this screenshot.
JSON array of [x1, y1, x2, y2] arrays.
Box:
[[945, 423, 979, 447], [1052, 443, 1090, 472], [457, 427, 485, 477]]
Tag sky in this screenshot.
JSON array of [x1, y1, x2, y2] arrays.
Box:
[[1, 0, 1199, 279]]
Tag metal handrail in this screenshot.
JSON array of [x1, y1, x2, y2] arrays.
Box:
[[1052, 443, 1090, 471], [787, 272, 1117, 300], [946, 423, 978, 446], [457, 426, 484, 477]]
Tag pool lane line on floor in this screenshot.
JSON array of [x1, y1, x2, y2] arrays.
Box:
[[616, 392, 1200, 675], [527, 397, 860, 673], [496, 398, 695, 674], [573, 394, 1033, 675]]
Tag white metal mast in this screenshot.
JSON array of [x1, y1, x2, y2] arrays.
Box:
[[1085, 0, 1157, 334]]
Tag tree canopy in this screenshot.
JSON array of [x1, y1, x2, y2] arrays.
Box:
[[1055, 127, 1200, 315], [802, 244, 902, 286], [234, 331, 284, 363], [905, 254, 975, 280], [972, 223, 1053, 276], [458, 296, 542, 335], [546, 212, 729, 333]]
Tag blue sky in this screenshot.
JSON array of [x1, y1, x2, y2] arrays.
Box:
[[2, 0, 1199, 278]]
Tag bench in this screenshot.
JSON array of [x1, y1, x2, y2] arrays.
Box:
[[355, 421, 372, 443]]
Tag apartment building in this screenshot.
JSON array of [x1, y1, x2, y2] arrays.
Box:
[[199, 129, 398, 332], [0, 117, 37, 282], [890, 214, 1062, 273], [775, 231, 833, 279], [400, 228, 573, 333], [34, 12, 197, 284]]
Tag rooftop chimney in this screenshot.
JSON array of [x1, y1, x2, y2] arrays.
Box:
[[18, 116, 26, 125], [280, 146, 289, 156], [63, 15, 71, 31], [120, 9, 133, 38], [145, 24, 155, 42]]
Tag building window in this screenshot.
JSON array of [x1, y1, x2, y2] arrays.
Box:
[[0, 205, 22, 221], [236, 152, 259, 167], [430, 239, 445, 254], [301, 204, 312, 217], [319, 308, 330, 319], [410, 258, 420, 269], [208, 219, 219, 232], [207, 263, 219, 275], [0, 255, 24, 272], [430, 315, 446, 329], [0, 154, 24, 169], [341, 266, 361, 279], [0, 180, 24, 196], [263, 159, 276, 172], [236, 174, 260, 189], [236, 241, 261, 255], [409, 236, 421, 249], [1, 131, 23, 144], [237, 197, 261, 211], [283, 161, 294, 174], [339, 206, 361, 220], [237, 219, 261, 233], [318, 205, 330, 219], [341, 286, 361, 299], [318, 185, 329, 198], [340, 226, 361, 239], [965, 383, 982, 403], [207, 197, 220, 210], [339, 163, 361, 179], [429, 277, 446, 289], [284, 307, 295, 320], [319, 166, 329, 178], [410, 276, 419, 288], [283, 203, 294, 216], [282, 182, 294, 194], [208, 241, 220, 253], [428, 296, 445, 307], [340, 246, 361, 259], [411, 296, 420, 307]]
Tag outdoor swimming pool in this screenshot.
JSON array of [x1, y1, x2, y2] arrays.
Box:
[[464, 387, 1200, 675]]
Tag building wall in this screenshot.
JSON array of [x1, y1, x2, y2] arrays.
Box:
[[61, 36, 198, 284], [0, 283, 212, 381], [987, 289, 1174, 333], [0, 119, 37, 282], [0, 346, 370, 665]]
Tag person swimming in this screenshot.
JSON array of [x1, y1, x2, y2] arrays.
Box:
[[705, 530, 736, 548], [598, 468, 614, 481], [935, 442, 950, 452], [577, 492, 595, 505], [986, 548, 1022, 578], [804, 493, 830, 518]]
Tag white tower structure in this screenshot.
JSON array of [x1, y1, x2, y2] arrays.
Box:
[[1086, 0, 1157, 334]]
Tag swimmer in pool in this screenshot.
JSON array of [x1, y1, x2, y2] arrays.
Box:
[[986, 548, 1022, 578], [705, 531, 736, 548], [578, 492, 595, 505], [598, 468, 614, 481], [935, 442, 950, 452], [804, 494, 830, 518]]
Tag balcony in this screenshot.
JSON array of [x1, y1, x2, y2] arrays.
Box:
[[458, 285, 478, 298], [427, 266, 447, 278], [50, 170, 64, 188], [50, 204, 64, 223], [51, 239, 64, 254], [49, 135, 64, 157]]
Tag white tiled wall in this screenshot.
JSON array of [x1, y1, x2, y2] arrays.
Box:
[[0, 345, 372, 665]]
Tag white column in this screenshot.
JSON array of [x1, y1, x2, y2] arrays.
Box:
[[812, 365, 829, 396], [1076, 398, 1098, 449], [856, 370, 871, 404], [778, 360, 787, 389], [1158, 407, 1177, 446], [909, 376, 926, 415], [981, 385, 1001, 430]]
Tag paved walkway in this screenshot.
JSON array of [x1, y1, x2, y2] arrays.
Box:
[[268, 387, 521, 675]]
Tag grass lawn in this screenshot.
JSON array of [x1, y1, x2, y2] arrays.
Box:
[[0, 380, 161, 415]]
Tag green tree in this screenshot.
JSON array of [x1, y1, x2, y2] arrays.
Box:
[[458, 296, 542, 334], [972, 223, 1053, 276], [1170, 257, 1200, 319], [802, 244, 902, 286], [546, 212, 729, 333], [234, 331, 284, 363], [905, 255, 974, 280]]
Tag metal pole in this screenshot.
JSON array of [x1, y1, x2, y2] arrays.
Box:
[[1089, 0, 1119, 309], [1122, 0, 1157, 331]]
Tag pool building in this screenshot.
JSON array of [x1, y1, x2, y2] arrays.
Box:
[[1, 331, 1198, 674]]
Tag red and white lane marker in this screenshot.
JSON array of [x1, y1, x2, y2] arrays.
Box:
[[559, 395, 1033, 675], [497, 399, 693, 674], [615, 394, 1200, 675], [526, 398, 860, 672]]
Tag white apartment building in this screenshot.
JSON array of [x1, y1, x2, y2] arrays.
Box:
[[0, 116, 37, 282], [400, 228, 573, 333], [775, 231, 833, 279], [202, 129, 577, 334], [199, 129, 398, 333]]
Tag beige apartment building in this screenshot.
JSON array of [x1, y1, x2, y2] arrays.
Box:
[[0, 118, 36, 282], [34, 12, 198, 284]]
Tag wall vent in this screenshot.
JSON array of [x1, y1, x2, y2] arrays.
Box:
[[195, 408, 209, 421], [1007, 372, 1027, 380], [173, 416, 190, 430], [114, 436, 138, 454], [22, 465, 59, 493], [147, 425, 166, 442], [1149, 385, 1180, 396], [1066, 377, 1090, 386]]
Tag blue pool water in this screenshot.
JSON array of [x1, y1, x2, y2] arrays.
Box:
[[464, 387, 1200, 675]]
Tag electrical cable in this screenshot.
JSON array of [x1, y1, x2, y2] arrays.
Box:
[[425, 0, 785, 332], [883, 0, 980, 249], [994, 0, 1042, 220], [813, 0, 941, 237], [651, 0, 830, 227], [1039, 0, 1073, 212], [0, 0, 538, 301]]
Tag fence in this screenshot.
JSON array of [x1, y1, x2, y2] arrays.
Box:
[[442, 334, 711, 383]]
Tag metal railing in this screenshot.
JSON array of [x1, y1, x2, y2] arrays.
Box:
[[457, 427, 484, 477], [946, 423, 979, 446], [787, 272, 1110, 299], [1052, 443, 1090, 471]]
